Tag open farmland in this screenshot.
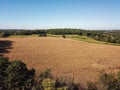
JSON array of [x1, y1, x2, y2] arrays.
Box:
[[0, 37, 120, 84]]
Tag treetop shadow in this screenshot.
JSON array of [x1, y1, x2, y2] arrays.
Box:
[[0, 40, 13, 56]]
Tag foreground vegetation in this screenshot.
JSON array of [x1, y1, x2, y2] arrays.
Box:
[[0, 29, 120, 45], [0, 57, 96, 90], [1, 57, 120, 90]]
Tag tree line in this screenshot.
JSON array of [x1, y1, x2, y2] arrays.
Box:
[[0, 29, 120, 44]]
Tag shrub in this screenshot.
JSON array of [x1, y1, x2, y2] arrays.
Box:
[[39, 31, 47, 37], [42, 78, 56, 90], [0, 32, 5, 38], [56, 77, 77, 90], [100, 72, 120, 90], [87, 82, 98, 90], [62, 35, 66, 38], [39, 69, 53, 80], [0, 32, 10, 38]]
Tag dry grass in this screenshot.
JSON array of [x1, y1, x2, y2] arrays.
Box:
[[0, 37, 120, 84]]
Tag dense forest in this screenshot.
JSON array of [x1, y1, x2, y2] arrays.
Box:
[[0, 29, 120, 44]]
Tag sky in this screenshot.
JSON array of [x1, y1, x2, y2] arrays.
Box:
[[0, 0, 120, 30]]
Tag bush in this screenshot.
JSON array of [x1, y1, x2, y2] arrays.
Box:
[[87, 82, 98, 90], [56, 77, 78, 90], [100, 72, 120, 90], [39, 31, 47, 37], [62, 35, 66, 38], [39, 34, 47, 37], [0, 32, 5, 38], [0, 32, 10, 38], [39, 69, 53, 80], [42, 78, 56, 89]]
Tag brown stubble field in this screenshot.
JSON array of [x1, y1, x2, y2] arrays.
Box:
[[0, 37, 120, 84]]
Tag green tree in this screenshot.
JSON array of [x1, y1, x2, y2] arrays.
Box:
[[4, 60, 35, 90], [0, 57, 10, 90]]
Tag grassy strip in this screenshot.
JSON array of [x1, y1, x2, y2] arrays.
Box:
[[67, 35, 104, 43], [8, 34, 39, 38], [8, 34, 120, 46], [48, 34, 120, 46], [47, 34, 62, 38], [48, 34, 104, 43]]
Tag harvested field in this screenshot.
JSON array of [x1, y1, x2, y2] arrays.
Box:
[[0, 37, 120, 83]]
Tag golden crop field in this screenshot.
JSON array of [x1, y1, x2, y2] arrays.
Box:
[[0, 37, 120, 84]]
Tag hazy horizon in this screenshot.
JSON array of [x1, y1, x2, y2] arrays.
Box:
[[0, 0, 120, 30]]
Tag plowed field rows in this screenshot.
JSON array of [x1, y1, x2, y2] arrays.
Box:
[[0, 37, 120, 83]]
